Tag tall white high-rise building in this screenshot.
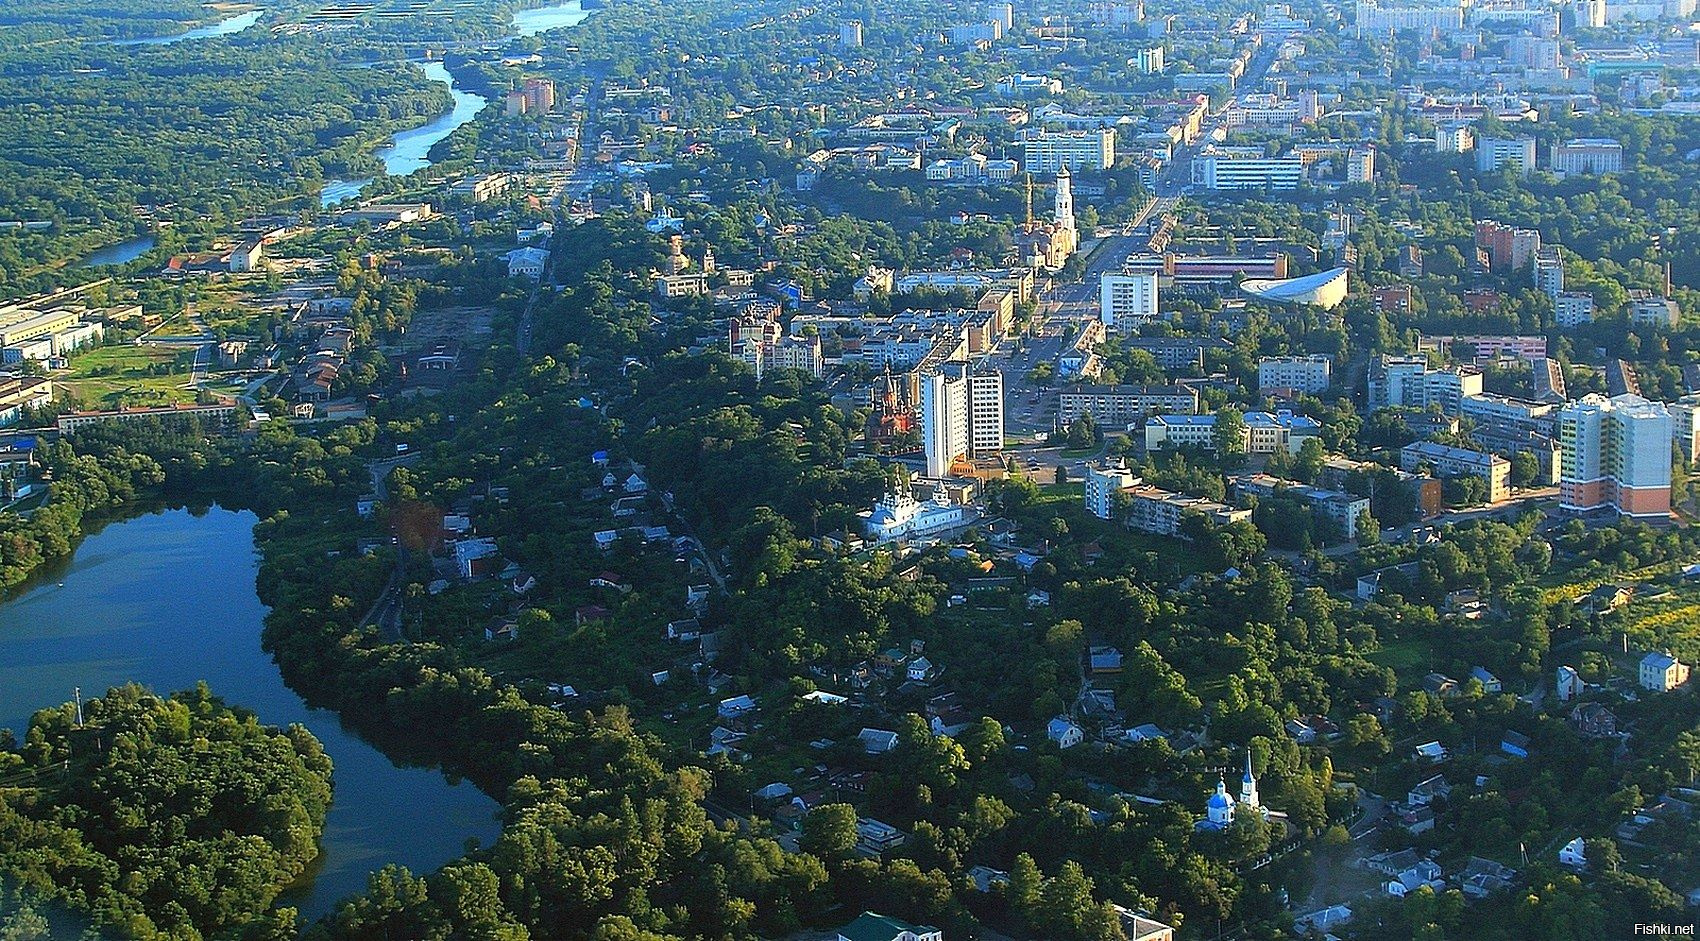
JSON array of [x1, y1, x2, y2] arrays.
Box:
[[922, 364, 1004, 477], [1559, 393, 1672, 519], [1100, 272, 1160, 332]]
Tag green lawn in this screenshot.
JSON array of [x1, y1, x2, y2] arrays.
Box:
[[56, 345, 198, 409], [1368, 638, 1431, 681]]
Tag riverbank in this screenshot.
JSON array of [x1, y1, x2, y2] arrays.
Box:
[[0, 504, 499, 923]]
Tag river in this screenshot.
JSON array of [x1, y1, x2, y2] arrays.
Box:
[[0, 506, 500, 922], [111, 9, 264, 46], [321, 61, 490, 207], [512, 0, 589, 37]]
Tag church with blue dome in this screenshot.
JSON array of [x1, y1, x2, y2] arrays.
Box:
[[1196, 751, 1265, 832]]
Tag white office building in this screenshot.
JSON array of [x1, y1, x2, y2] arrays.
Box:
[[1191, 149, 1304, 190], [1099, 272, 1160, 331]]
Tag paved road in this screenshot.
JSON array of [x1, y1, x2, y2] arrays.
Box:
[[359, 454, 423, 642]]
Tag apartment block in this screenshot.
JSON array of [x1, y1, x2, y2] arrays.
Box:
[[1258, 355, 1333, 394], [1401, 441, 1511, 503], [1125, 484, 1250, 537], [1099, 272, 1160, 331], [1558, 393, 1672, 519], [1022, 129, 1115, 173], [922, 364, 1004, 477], [1058, 384, 1199, 425], [1475, 137, 1536, 177]]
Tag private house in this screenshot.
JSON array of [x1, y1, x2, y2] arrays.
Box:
[[1422, 673, 1460, 697], [1640, 651, 1691, 692], [854, 818, 907, 856], [859, 727, 900, 754], [1414, 741, 1449, 763], [1386, 859, 1445, 897], [1047, 716, 1084, 749], [589, 571, 630, 592], [835, 912, 941, 941], [906, 657, 934, 683], [1470, 666, 1502, 693], [1407, 773, 1451, 807], [1111, 906, 1175, 941], [1459, 857, 1517, 899], [484, 618, 519, 642], [1500, 730, 1532, 759], [1570, 702, 1618, 738], [718, 694, 756, 719], [575, 605, 610, 626], [1559, 837, 1587, 868], [1556, 665, 1584, 701], [1088, 645, 1124, 675]]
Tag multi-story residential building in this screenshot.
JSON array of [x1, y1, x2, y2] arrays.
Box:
[[1372, 285, 1413, 313], [1125, 484, 1250, 537], [1555, 291, 1595, 327], [1099, 272, 1160, 331], [1136, 46, 1166, 73], [1085, 460, 1139, 520], [1401, 441, 1512, 503], [922, 364, 1004, 477], [1460, 392, 1556, 436], [1421, 334, 1547, 364], [1127, 336, 1227, 371], [1368, 356, 1484, 413], [1550, 138, 1624, 176], [1022, 129, 1115, 173], [1059, 384, 1199, 425], [1347, 147, 1376, 183], [840, 20, 863, 47], [1144, 413, 1218, 451], [1230, 474, 1373, 540], [1146, 410, 1319, 454], [1258, 355, 1333, 394], [1631, 296, 1680, 327], [1190, 147, 1304, 190], [1354, 0, 1464, 35], [1475, 137, 1536, 177], [1434, 123, 1474, 154], [1558, 393, 1672, 519], [1474, 220, 1541, 275], [1534, 247, 1565, 298]]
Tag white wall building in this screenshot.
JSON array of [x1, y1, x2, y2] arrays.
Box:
[[1022, 129, 1116, 173], [1085, 460, 1138, 520], [922, 364, 1003, 477], [1099, 272, 1160, 332], [1258, 355, 1332, 393]]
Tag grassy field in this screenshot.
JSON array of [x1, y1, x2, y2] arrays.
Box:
[[55, 345, 198, 409], [1368, 638, 1431, 681], [1618, 580, 1700, 663]]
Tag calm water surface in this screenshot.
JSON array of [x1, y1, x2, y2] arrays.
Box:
[[112, 10, 263, 46], [78, 235, 156, 267], [512, 0, 589, 36], [0, 506, 499, 921]]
